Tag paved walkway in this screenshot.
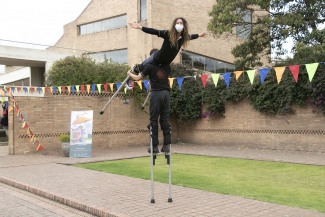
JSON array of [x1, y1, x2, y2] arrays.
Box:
[[0, 144, 325, 217]]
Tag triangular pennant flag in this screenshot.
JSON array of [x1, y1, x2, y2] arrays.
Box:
[[246, 70, 256, 85], [57, 86, 62, 94], [61, 86, 66, 94], [124, 87, 127, 94], [305, 63, 319, 82], [222, 72, 231, 87], [288, 64, 300, 83], [168, 78, 175, 88], [91, 84, 96, 94], [136, 81, 142, 90], [193, 75, 197, 80], [258, 68, 270, 84], [109, 83, 114, 92], [15, 87, 18, 93], [34, 140, 39, 147], [45, 86, 49, 94], [143, 80, 150, 92], [11, 87, 15, 93], [36, 144, 43, 151], [75, 85, 80, 93], [103, 83, 108, 92], [71, 86, 75, 94], [176, 77, 184, 90], [1, 97, 4, 103], [8, 106, 13, 113], [37, 87, 41, 94], [41, 87, 45, 94], [274, 67, 286, 84], [86, 84, 91, 94], [115, 82, 121, 91], [30, 87, 34, 93], [81, 85, 85, 94], [96, 84, 102, 93], [30, 135, 35, 142], [0, 89, 4, 96], [53, 86, 57, 94], [234, 71, 243, 81], [201, 74, 208, 89], [67, 86, 71, 94], [50, 86, 53, 94], [211, 74, 220, 87], [23, 87, 28, 93], [26, 127, 31, 135]]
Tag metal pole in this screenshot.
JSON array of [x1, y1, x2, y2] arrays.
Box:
[[167, 143, 172, 203], [150, 125, 155, 203], [141, 92, 151, 110], [99, 75, 130, 115]]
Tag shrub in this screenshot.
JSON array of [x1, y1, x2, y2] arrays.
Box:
[[59, 134, 70, 143]]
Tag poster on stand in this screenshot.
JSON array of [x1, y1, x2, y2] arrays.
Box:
[[69, 110, 93, 158]]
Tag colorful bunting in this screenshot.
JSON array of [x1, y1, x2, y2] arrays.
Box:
[[109, 83, 114, 92], [305, 63, 319, 82], [211, 74, 220, 87], [143, 80, 150, 92], [288, 65, 300, 83], [246, 70, 256, 85], [201, 74, 208, 89], [258, 68, 270, 84], [234, 71, 243, 81], [274, 67, 286, 84], [176, 77, 184, 90], [168, 78, 175, 88], [222, 72, 231, 88]]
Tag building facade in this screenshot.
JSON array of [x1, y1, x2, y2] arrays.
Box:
[[47, 0, 268, 73]]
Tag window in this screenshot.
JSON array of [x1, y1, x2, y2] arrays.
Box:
[[236, 9, 252, 39], [79, 15, 127, 35], [181, 50, 235, 73], [91, 49, 128, 64], [139, 0, 147, 21]]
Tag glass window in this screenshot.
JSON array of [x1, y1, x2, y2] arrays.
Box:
[[102, 19, 110, 31], [119, 49, 128, 64], [181, 50, 235, 73], [236, 9, 252, 39], [118, 15, 127, 27], [86, 23, 93, 34], [93, 21, 101, 32], [110, 17, 119, 29], [140, 0, 147, 21], [79, 25, 87, 35]]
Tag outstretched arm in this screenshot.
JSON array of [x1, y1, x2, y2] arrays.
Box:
[[199, 32, 208, 38], [128, 21, 143, 30], [190, 31, 208, 40]]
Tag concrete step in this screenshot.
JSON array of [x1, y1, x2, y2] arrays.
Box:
[[0, 142, 8, 146]]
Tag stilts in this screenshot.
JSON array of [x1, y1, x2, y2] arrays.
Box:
[[149, 125, 172, 203]]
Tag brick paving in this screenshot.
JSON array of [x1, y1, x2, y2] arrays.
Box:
[[0, 144, 325, 217]]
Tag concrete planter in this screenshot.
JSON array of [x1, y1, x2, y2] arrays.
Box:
[[61, 143, 70, 157]]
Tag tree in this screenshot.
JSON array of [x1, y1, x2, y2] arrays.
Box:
[[207, 0, 325, 68]]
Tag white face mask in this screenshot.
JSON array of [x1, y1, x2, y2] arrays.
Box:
[[175, 24, 184, 32]]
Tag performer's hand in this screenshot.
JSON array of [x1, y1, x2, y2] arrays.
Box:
[[199, 32, 208, 38], [128, 21, 142, 30], [127, 70, 132, 77]]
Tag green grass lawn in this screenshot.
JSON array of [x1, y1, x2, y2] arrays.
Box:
[[74, 154, 325, 213]]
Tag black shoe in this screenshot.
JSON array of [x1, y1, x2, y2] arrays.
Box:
[[147, 146, 159, 154], [161, 145, 170, 153], [132, 64, 143, 74]]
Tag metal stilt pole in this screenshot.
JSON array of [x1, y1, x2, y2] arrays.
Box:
[[150, 125, 155, 203], [166, 127, 172, 202]]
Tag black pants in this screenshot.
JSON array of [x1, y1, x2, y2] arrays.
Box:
[[150, 91, 171, 146]]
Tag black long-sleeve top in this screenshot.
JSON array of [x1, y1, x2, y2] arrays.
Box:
[[142, 27, 199, 64]]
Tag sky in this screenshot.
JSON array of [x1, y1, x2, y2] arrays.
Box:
[[0, 0, 91, 73]]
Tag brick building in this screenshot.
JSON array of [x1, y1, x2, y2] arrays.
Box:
[[47, 0, 269, 73]]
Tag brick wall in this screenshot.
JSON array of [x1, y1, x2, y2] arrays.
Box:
[[7, 94, 325, 155], [179, 99, 325, 153], [8, 93, 178, 155]]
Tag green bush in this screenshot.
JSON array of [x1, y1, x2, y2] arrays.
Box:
[[59, 134, 70, 143]]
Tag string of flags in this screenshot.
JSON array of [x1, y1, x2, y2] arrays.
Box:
[[4, 91, 44, 152], [0, 61, 324, 97]]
